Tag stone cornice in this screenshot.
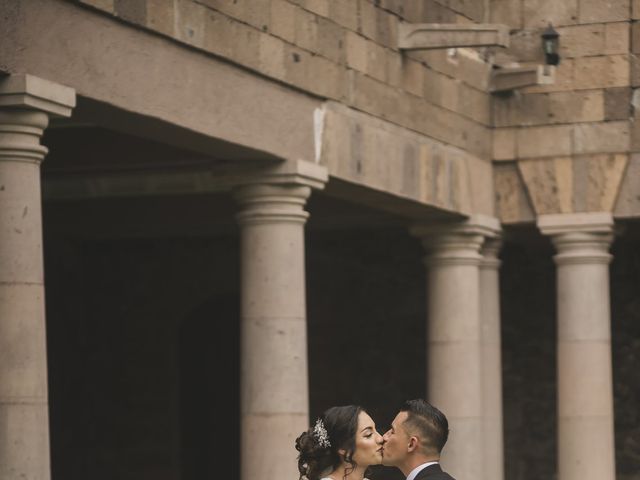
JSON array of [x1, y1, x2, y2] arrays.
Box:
[[0, 75, 75, 118]]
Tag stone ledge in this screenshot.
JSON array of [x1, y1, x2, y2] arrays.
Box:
[[0, 75, 75, 117], [398, 23, 510, 50]]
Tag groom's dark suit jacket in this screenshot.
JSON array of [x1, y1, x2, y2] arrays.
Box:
[[414, 463, 456, 480]]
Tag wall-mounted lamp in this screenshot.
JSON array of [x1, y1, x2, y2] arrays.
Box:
[[541, 24, 560, 66]]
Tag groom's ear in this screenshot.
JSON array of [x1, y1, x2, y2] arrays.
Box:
[[407, 436, 419, 453]]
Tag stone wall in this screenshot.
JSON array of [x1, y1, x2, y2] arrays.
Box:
[[74, 0, 493, 159], [491, 0, 637, 223]]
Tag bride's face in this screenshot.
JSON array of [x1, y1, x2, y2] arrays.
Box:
[[351, 411, 384, 467]]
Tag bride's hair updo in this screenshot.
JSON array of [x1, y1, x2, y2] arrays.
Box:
[[295, 405, 363, 480]]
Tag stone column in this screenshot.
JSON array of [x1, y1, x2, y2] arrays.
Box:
[[233, 160, 327, 480], [0, 75, 75, 479], [538, 213, 616, 480], [412, 215, 500, 480], [480, 236, 504, 480]]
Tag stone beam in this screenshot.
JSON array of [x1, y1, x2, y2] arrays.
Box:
[[398, 23, 510, 50], [490, 65, 555, 93]]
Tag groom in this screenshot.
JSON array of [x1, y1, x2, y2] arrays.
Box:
[[381, 399, 456, 480]]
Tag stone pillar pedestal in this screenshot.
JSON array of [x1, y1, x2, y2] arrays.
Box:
[[0, 75, 75, 480], [233, 161, 327, 480], [412, 215, 500, 480], [480, 237, 504, 480], [538, 213, 616, 480]]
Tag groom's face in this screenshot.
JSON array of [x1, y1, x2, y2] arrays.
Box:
[[381, 411, 410, 467]]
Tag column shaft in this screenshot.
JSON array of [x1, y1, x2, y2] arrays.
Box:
[[480, 239, 504, 480], [0, 110, 51, 480], [417, 227, 486, 480], [539, 213, 616, 480], [235, 183, 311, 480]]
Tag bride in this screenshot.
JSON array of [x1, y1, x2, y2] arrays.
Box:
[[295, 405, 384, 480]]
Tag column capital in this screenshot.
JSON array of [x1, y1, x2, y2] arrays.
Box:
[[481, 236, 503, 269], [538, 213, 614, 266], [0, 74, 75, 118], [233, 160, 328, 226], [411, 215, 501, 266]]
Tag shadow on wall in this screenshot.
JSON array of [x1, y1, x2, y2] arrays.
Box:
[[180, 294, 240, 480]]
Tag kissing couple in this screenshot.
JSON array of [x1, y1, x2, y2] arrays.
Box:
[[295, 399, 455, 480]]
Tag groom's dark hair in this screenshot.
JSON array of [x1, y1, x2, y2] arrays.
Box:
[[400, 399, 449, 455]]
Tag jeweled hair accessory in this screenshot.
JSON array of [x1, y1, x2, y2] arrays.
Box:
[[313, 418, 331, 448]]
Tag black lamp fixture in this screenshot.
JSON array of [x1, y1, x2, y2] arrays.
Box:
[[541, 24, 560, 66]]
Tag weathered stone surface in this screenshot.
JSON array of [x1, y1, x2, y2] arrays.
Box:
[[494, 162, 536, 223], [78, 0, 115, 12], [146, 0, 175, 36], [604, 87, 631, 121], [490, 0, 523, 28], [114, 0, 146, 23], [493, 128, 517, 161], [516, 125, 573, 158], [523, 0, 578, 28], [573, 121, 630, 155], [578, 0, 630, 23], [518, 157, 572, 214], [517, 154, 628, 215], [614, 153, 640, 215]]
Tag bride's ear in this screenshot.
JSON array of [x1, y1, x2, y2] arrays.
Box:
[[338, 448, 347, 459]]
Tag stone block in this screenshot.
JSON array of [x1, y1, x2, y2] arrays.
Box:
[[605, 22, 630, 55], [629, 108, 640, 150], [146, 0, 175, 36], [231, 23, 261, 70], [345, 31, 368, 72], [523, 0, 578, 28], [493, 92, 551, 127], [176, 0, 206, 48], [581, 154, 628, 212], [506, 29, 545, 63], [573, 55, 629, 90], [328, 0, 359, 31], [632, 54, 640, 87], [259, 33, 286, 79], [358, 0, 398, 48], [401, 58, 425, 97], [198, 0, 270, 31], [578, 0, 630, 23], [79, 0, 115, 13], [300, 0, 330, 17], [447, 0, 487, 22], [634, 0, 640, 18], [386, 50, 403, 87], [270, 0, 296, 43], [315, 16, 345, 64], [423, 0, 457, 23], [516, 125, 573, 158], [365, 39, 389, 83], [494, 162, 535, 223], [604, 87, 631, 120], [490, 0, 523, 29], [558, 24, 604, 58], [493, 128, 517, 161], [203, 8, 235, 58], [548, 90, 604, 124], [614, 153, 640, 215], [518, 156, 573, 213], [114, 0, 146, 24], [573, 121, 630, 154], [293, 6, 318, 52]]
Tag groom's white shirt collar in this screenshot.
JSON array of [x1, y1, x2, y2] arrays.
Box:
[[406, 461, 439, 480]]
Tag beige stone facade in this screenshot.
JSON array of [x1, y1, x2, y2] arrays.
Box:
[[1, 1, 639, 479]]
